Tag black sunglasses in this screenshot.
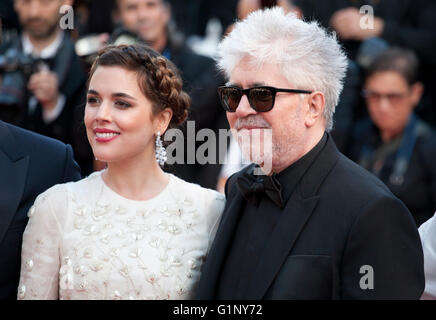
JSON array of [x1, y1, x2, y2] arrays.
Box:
[[217, 86, 313, 113]]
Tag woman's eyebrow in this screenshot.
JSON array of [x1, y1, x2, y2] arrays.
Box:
[[86, 90, 137, 101], [112, 93, 137, 100], [87, 89, 99, 95]]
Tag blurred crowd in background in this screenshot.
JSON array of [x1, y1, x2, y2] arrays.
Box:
[[1, 0, 436, 227]]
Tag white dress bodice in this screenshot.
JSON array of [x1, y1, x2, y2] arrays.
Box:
[[17, 171, 225, 300]]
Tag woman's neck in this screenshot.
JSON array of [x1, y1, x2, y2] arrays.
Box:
[[102, 153, 169, 201]]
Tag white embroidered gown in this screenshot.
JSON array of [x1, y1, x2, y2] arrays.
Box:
[[17, 171, 225, 300]]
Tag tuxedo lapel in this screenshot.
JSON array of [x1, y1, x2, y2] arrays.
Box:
[[197, 172, 246, 299], [0, 122, 29, 245], [243, 188, 319, 299], [243, 135, 340, 299]]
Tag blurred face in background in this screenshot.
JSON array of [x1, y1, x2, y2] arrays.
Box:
[[117, 0, 169, 47], [364, 71, 423, 141], [14, 0, 70, 39]]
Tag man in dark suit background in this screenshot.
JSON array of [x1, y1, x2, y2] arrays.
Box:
[[0, 120, 81, 299], [0, 0, 93, 175], [348, 48, 436, 228], [196, 7, 424, 299]]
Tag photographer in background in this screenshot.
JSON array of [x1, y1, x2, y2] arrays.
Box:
[[0, 0, 93, 175]]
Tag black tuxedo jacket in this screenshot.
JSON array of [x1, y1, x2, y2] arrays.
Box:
[[197, 135, 424, 299], [0, 121, 81, 300]]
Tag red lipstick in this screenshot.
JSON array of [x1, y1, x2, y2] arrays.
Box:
[[94, 128, 120, 143]]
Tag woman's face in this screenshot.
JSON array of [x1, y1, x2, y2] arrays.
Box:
[[364, 71, 422, 138], [85, 66, 162, 163]]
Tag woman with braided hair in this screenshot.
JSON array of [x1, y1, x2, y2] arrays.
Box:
[[17, 44, 225, 300]]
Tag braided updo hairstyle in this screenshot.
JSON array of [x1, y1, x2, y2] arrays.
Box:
[[88, 44, 190, 129]]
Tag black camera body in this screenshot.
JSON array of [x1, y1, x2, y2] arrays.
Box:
[[0, 48, 39, 123]]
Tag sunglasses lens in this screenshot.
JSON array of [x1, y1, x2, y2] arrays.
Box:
[[249, 87, 273, 112], [220, 87, 242, 112], [219, 87, 275, 112]]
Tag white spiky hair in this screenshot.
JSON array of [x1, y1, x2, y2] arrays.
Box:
[[217, 7, 348, 131]]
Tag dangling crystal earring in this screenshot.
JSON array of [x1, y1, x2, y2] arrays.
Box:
[[155, 131, 167, 166]]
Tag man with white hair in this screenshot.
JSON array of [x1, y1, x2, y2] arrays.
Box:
[[196, 8, 424, 299]]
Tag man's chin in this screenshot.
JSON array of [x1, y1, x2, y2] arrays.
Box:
[[137, 31, 156, 44], [239, 144, 272, 166], [25, 23, 58, 40], [27, 31, 50, 39]]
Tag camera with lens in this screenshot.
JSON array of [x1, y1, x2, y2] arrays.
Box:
[[75, 28, 140, 68], [0, 48, 40, 123]]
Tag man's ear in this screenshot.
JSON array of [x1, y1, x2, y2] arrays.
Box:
[[112, 0, 121, 24], [163, 1, 171, 25], [305, 91, 325, 128], [14, 0, 19, 12], [410, 82, 424, 107]]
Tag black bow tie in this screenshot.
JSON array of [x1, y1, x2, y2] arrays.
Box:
[[236, 171, 284, 208]]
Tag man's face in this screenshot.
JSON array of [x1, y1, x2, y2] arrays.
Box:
[[14, 0, 67, 39], [365, 71, 421, 138], [117, 0, 169, 44], [226, 58, 308, 172]]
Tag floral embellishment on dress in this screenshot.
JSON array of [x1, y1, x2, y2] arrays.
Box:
[[77, 280, 89, 292], [157, 219, 167, 231], [74, 217, 86, 230], [100, 234, 109, 244], [74, 206, 87, 217], [25, 259, 34, 271], [110, 248, 120, 257], [136, 208, 150, 218], [119, 266, 130, 278], [27, 205, 36, 218], [83, 248, 93, 259], [169, 255, 182, 267], [168, 224, 181, 234], [89, 262, 104, 272], [73, 265, 86, 275], [182, 197, 193, 207], [115, 206, 127, 215], [111, 290, 123, 300], [129, 248, 142, 258], [83, 224, 100, 236], [131, 231, 143, 241], [59, 257, 74, 290], [18, 285, 26, 299], [146, 273, 157, 285], [176, 284, 187, 296]]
